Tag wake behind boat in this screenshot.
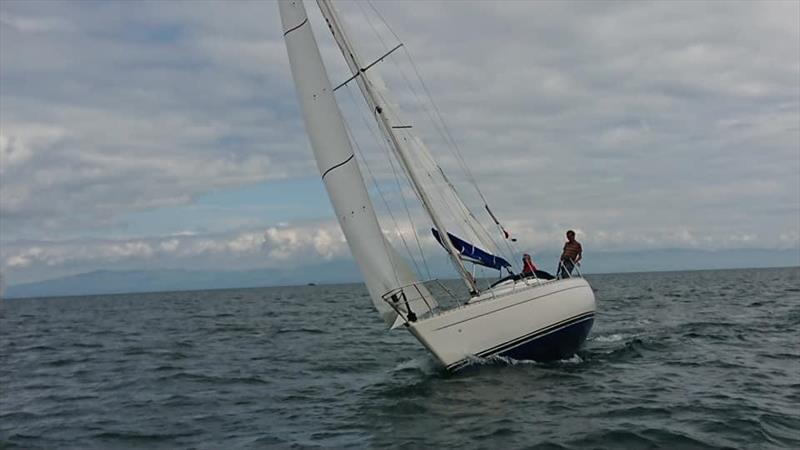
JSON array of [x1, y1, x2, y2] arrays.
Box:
[[279, 0, 595, 371]]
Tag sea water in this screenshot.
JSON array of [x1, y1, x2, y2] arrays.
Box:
[[2, 267, 798, 449]]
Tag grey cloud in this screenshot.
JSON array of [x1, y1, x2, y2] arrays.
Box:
[[1, 0, 798, 285], [330, 0, 799, 246], [1, 1, 313, 239], [2, 220, 350, 284]]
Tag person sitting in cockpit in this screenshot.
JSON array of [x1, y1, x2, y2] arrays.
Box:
[[522, 253, 555, 280]]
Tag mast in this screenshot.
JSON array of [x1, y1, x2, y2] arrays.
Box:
[[316, 0, 479, 294], [279, 0, 435, 326]]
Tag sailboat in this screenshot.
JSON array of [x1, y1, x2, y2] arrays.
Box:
[[279, 0, 595, 371]]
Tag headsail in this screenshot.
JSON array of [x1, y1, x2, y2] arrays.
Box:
[[317, 0, 481, 294], [407, 135, 502, 256], [279, 0, 436, 327]]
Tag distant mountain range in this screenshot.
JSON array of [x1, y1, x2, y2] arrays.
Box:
[[4, 262, 363, 299], [4, 248, 798, 299]]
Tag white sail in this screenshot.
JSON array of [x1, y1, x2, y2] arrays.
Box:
[[362, 68, 501, 256], [407, 136, 501, 256], [316, 0, 480, 293], [279, 0, 436, 327], [338, 49, 499, 257]]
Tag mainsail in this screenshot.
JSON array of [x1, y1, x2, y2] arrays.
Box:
[[407, 135, 502, 257], [279, 0, 436, 327], [317, 0, 492, 294]]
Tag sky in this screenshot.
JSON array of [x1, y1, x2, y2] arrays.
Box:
[[1, 0, 798, 286]]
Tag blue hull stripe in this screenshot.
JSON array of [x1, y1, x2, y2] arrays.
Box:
[[477, 311, 594, 357], [447, 312, 595, 371]]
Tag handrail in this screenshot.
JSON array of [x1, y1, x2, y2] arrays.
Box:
[[556, 258, 582, 279], [381, 279, 459, 325], [382, 279, 459, 303], [573, 260, 583, 277]]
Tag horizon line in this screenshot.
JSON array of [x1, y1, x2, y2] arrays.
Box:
[[3, 264, 798, 301]]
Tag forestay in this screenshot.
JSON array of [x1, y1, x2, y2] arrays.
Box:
[[317, 0, 511, 293]]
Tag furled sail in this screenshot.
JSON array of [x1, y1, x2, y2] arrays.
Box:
[[279, 0, 436, 327], [431, 229, 512, 272]]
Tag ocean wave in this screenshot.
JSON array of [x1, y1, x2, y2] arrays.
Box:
[[591, 333, 630, 343], [3, 268, 797, 449]]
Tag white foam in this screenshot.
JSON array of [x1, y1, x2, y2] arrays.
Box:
[[558, 354, 584, 364], [392, 356, 437, 374], [593, 333, 628, 343]]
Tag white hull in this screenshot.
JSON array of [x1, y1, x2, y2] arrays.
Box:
[[407, 277, 595, 370]]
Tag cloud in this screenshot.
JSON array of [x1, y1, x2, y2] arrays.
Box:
[[0, 1, 313, 239], [1, 219, 350, 282], [5, 214, 795, 286], [1, 0, 798, 285]]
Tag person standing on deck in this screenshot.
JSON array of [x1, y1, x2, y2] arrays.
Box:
[[558, 230, 582, 278]]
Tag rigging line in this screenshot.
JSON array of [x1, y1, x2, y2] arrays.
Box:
[[401, 113, 507, 263], [435, 163, 505, 255], [340, 87, 422, 284], [332, 7, 432, 279], [365, 0, 513, 262], [401, 45, 519, 262], [356, 3, 463, 232], [323, 2, 476, 293], [383, 140, 434, 279], [356, 0, 438, 153], [384, 80, 504, 260], [352, 2, 481, 288], [328, 4, 427, 276], [387, 34, 505, 241], [366, 1, 476, 191], [384, 131, 433, 280], [357, 0, 392, 55], [356, 10, 463, 189], [342, 104, 420, 279], [366, 0, 401, 43], [368, 62, 509, 266], [408, 145, 489, 268], [379, 68, 502, 256], [342, 84, 432, 280], [364, 98, 434, 278]]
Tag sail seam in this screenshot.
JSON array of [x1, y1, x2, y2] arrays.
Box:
[[321, 154, 355, 180], [283, 18, 308, 36]]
